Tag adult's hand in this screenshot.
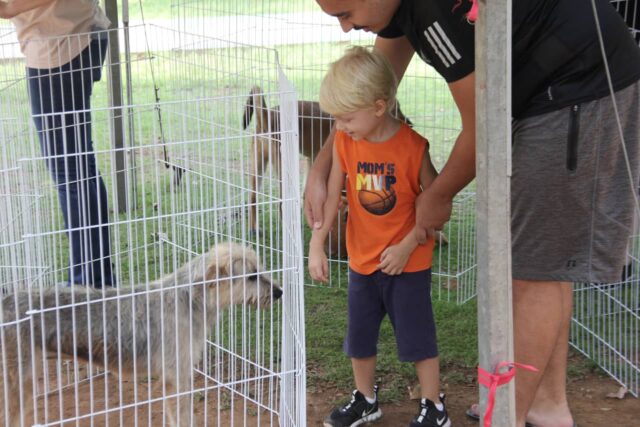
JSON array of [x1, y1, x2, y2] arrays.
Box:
[[304, 170, 328, 230], [414, 189, 453, 244]]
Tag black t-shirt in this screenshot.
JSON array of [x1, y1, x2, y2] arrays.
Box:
[[379, 0, 640, 118]]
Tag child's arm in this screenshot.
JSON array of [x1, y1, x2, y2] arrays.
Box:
[[378, 227, 419, 275], [379, 144, 438, 275], [308, 143, 345, 283]]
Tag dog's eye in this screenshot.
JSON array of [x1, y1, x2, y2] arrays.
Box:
[[247, 274, 258, 281]]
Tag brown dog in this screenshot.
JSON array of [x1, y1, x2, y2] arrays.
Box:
[[243, 86, 347, 257]]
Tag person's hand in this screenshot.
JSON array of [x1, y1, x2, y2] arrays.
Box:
[[415, 189, 453, 244], [308, 245, 329, 283], [378, 241, 413, 275], [304, 170, 327, 230]]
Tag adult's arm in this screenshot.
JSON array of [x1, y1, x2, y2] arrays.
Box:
[[303, 35, 415, 229], [303, 124, 336, 229], [415, 72, 476, 243], [0, 0, 55, 19], [374, 35, 415, 83]]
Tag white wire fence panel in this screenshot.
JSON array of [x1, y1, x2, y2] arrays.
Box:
[[277, 71, 307, 427], [0, 26, 304, 426], [169, 0, 476, 299], [168, 0, 640, 397], [571, 234, 640, 397], [431, 192, 477, 305], [612, 0, 640, 43], [569, 0, 640, 398]]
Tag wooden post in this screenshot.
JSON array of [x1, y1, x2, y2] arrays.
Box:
[[104, 0, 128, 213], [475, 1, 515, 425]]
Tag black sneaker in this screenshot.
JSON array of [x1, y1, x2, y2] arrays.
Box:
[[323, 387, 382, 427], [409, 393, 451, 427]]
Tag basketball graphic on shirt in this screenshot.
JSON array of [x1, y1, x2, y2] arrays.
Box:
[[358, 188, 397, 215]]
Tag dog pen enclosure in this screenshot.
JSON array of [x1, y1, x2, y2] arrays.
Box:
[[170, 0, 640, 401], [0, 24, 305, 426], [0, 0, 639, 425]]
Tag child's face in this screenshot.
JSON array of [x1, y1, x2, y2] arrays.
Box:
[[334, 101, 387, 141]]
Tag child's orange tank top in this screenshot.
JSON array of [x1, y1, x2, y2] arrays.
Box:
[[335, 122, 435, 275]]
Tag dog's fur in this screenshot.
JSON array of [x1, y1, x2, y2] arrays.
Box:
[[0, 242, 282, 427]]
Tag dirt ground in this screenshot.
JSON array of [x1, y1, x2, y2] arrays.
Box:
[[4, 353, 638, 426], [307, 357, 640, 427]]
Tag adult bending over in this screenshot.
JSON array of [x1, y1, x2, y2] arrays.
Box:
[[305, 1, 640, 426]]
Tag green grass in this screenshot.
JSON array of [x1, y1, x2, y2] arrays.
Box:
[[1, 39, 474, 404], [304, 285, 479, 402], [1, 23, 621, 408]]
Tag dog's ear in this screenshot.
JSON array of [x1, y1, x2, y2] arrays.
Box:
[[252, 86, 271, 134], [243, 86, 258, 130], [204, 247, 232, 286], [243, 86, 270, 131]]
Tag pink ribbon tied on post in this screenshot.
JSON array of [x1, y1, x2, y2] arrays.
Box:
[[453, 0, 479, 23], [467, 0, 479, 22], [477, 361, 539, 427]]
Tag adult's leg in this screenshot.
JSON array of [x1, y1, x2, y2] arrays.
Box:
[[27, 38, 114, 287], [513, 280, 574, 427], [526, 281, 574, 427]]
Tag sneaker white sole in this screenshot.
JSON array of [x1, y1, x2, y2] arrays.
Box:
[[322, 409, 383, 427]]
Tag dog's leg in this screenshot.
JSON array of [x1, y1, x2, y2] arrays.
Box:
[[151, 378, 177, 427], [163, 375, 192, 427], [250, 137, 268, 236], [6, 351, 34, 427], [245, 87, 277, 237], [5, 363, 22, 427], [176, 374, 193, 427], [158, 376, 181, 427]]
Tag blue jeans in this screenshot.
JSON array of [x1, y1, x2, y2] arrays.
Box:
[[27, 38, 114, 287]]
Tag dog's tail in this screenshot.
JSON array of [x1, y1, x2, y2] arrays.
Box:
[[243, 86, 269, 132]]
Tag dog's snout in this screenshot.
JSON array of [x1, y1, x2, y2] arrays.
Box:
[[272, 286, 283, 300]]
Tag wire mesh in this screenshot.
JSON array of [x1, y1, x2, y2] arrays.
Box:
[[1, 1, 638, 423], [0, 25, 304, 426], [166, 0, 640, 398]]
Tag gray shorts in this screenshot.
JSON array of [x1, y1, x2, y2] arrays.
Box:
[[511, 80, 640, 283]]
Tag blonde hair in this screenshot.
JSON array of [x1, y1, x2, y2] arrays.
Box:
[[319, 45, 398, 116]]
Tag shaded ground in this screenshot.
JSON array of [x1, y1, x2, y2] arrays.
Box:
[[2, 352, 637, 426], [307, 353, 640, 427]]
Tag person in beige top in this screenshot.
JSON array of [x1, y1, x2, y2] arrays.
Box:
[[1, 0, 114, 287]]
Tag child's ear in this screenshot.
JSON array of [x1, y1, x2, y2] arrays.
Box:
[[374, 99, 387, 117]]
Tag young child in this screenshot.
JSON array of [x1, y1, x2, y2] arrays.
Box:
[[308, 46, 450, 427]]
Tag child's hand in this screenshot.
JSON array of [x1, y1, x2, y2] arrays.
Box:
[[308, 246, 329, 283], [378, 242, 412, 275]]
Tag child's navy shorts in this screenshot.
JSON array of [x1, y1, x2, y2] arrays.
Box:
[[344, 268, 438, 362]]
